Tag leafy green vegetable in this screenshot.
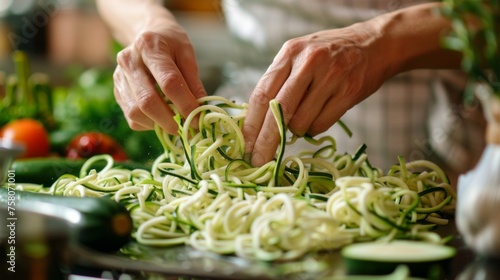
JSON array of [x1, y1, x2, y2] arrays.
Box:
[[441, 0, 500, 102], [53, 67, 163, 163], [0, 51, 56, 130]]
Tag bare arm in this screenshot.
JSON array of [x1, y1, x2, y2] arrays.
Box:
[[96, 0, 174, 45], [379, 2, 462, 75], [95, 0, 206, 133]]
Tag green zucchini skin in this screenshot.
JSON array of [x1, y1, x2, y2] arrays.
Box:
[[341, 240, 456, 279], [0, 187, 132, 252], [11, 158, 150, 187], [343, 257, 449, 279]]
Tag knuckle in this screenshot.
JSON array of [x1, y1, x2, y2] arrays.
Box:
[[116, 49, 132, 68], [278, 39, 302, 59], [282, 37, 329, 59], [136, 90, 158, 113], [249, 87, 273, 107], [135, 31, 177, 58], [158, 71, 183, 92], [135, 31, 161, 51], [282, 38, 302, 52], [126, 105, 143, 121], [304, 45, 330, 63]]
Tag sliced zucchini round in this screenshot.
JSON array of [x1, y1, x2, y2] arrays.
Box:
[[341, 240, 457, 278]]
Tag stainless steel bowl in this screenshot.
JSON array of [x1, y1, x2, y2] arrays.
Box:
[[0, 202, 72, 280], [0, 138, 24, 184]]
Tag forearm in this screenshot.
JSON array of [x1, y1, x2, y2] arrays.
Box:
[[95, 0, 177, 45], [366, 2, 463, 79]]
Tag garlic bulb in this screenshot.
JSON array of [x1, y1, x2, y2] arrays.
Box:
[[456, 86, 500, 257], [456, 145, 500, 256]]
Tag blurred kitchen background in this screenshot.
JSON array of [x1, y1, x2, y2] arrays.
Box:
[[0, 0, 234, 90], [0, 0, 240, 163]]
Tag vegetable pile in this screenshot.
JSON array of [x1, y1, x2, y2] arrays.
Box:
[[0, 51, 162, 162], [17, 96, 456, 261], [0, 51, 55, 158]]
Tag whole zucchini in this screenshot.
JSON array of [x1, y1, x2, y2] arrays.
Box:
[[11, 157, 150, 187], [0, 187, 132, 252]]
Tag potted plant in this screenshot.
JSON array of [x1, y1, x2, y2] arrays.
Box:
[[441, 0, 500, 257]]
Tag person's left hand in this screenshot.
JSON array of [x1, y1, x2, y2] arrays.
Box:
[[242, 23, 392, 166]]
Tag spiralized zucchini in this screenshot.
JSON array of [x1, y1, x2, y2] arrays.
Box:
[[37, 96, 455, 261]]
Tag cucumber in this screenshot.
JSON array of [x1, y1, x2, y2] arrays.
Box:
[[341, 240, 456, 279], [11, 157, 151, 187], [0, 187, 132, 252]]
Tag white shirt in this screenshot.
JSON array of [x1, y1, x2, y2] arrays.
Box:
[[217, 0, 485, 176]]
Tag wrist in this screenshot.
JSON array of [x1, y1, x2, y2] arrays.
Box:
[[140, 9, 179, 34], [98, 0, 181, 46], [370, 3, 462, 78]]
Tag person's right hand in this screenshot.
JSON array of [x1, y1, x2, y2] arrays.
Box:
[[241, 2, 463, 167], [113, 23, 207, 134], [242, 23, 388, 167]]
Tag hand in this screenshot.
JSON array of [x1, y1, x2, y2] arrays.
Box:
[[113, 23, 207, 133], [242, 23, 390, 166]]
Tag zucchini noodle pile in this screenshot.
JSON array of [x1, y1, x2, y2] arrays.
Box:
[[37, 96, 455, 261]]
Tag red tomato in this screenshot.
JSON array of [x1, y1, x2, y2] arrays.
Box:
[[0, 118, 50, 158], [65, 132, 127, 161]]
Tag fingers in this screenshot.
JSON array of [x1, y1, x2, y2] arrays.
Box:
[[139, 37, 203, 123], [248, 77, 332, 167], [116, 44, 178, 133], [291, 69, 350, 136], [244, 30, 377, 167], [175, 46, 208, 100], [113, 67, 152, 130], [307, 92, 349, 137], [255, 77, 315, 166], [113, 30, 206, 134], [245, 38, 330, 166], [287, 77, 333, 137], [171, 44, 208, 129], [242, 58, 292, 164]]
